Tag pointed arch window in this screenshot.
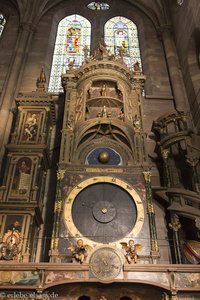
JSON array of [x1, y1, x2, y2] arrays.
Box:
[[48, 14, 91, 93], [0, 13, 6, 37], [104, 16, 142, 69]]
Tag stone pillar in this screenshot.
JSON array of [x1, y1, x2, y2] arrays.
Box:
[[0, 22, 36, 158], [169, 213, 182, 264], [143, 171, 159, 255], [159, 26, 188, 111]]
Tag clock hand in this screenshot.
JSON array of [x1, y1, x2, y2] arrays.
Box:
[[101, 258, 108, 266]]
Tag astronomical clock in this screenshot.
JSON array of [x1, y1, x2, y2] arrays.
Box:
[[50, 42, 159, 280]]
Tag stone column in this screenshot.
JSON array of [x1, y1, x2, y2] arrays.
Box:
[[143, 171, 159, 255], [159, 26, 188, 111], [0, 22, 36, 158]]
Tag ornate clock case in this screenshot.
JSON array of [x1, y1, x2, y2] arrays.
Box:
[[50, 44, 158, 265]]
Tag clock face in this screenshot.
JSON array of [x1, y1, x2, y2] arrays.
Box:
[[64, 176, 144, 246], [72, 182, 136, 243], [90, 247, 122, 281]]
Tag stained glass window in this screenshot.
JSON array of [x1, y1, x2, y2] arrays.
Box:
[[0, 13, 6, 37], [48, 15, 91, 93], [104, 16, 142, 70]]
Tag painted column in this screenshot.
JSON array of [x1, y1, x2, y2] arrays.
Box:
[[143, 171, 159, 255], [161, 149, 172, 189], [50, 170, 64, 262], [169, 213, 182, 264]]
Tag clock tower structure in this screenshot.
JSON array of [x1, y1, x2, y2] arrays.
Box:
[[50, 43, 159, 273]]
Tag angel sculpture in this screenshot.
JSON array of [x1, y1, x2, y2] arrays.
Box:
[[120, 239, 143, 264], [68, 239, 92, 264]]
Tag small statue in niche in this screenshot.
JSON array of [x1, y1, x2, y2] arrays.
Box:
[[68, 239, 92, 264], [100, 83, 107, 96], [120, 239, 143, 264], [97, 106, 112, 118]]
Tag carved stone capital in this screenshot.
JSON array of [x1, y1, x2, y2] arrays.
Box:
[[57, 170, 65, 180], [186, 157, 199, 167], [161, 149, 169, 160], [143, 171, 151, 182], [169, 214, 181, 232]]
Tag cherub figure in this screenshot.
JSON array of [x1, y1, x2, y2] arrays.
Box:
[[120, 239, 143, 264], [68, 239, 92, 264]]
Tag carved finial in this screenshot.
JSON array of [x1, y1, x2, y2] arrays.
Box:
[[36, 68, 46, 89]]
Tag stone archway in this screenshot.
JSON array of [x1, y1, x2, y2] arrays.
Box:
[[46, 282, 166, 299]]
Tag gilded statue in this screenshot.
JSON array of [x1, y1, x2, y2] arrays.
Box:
[[68, 239, 92, 264], [120, 239, 143, 264]]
